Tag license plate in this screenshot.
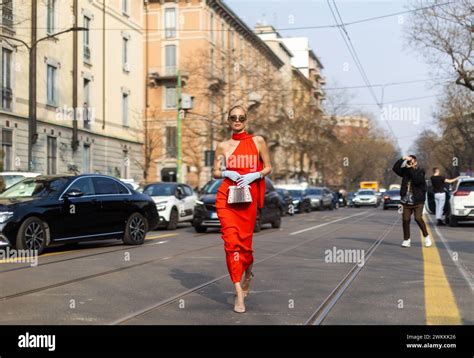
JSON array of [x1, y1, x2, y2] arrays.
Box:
[[210, 212, 218, 219]]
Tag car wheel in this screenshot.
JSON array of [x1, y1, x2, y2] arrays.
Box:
[[123, 213, 148, 245], [194, 226, 207, 233], [383, 206, 388, 210], [16, 216, 48, 255], [449, 215, 458, 227], [167, 208, 179, 230], [254, 217, 262, 232]]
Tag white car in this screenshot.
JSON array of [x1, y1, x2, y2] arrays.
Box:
[[142, 182, 197, 230], [119, 178, 140, 190], [353, 189, 379, 207], [448, 177, 474, 226], [0, 172, 41, 191]]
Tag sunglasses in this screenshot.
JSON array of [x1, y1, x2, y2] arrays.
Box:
[[229, 115, 247, 123]]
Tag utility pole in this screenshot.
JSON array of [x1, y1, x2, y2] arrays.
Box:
[[176, 70, 182, 183], [28, 1, 37, 171]]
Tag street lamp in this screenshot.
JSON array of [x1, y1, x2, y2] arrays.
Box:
[[0, 26, 88, 171]]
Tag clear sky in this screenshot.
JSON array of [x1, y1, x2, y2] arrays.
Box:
[[226, 0, 448, 153]]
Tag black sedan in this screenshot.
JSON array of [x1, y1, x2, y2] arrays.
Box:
[[0, 174, 159, 254], [192, 177, 282, 233], [287, 189, 312, 213], [275, 188, 295, 216], [383, 189, 401, 210]]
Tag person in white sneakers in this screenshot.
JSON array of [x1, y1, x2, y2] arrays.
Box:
[[392, 155, 432, 248]]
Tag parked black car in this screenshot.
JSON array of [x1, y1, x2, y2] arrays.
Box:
[[192, 177, 282, 233], [275, 188, 295, 216], [0, 175, 159, 255], [383, 189, 401, 210], [287, 189, 312, 213]]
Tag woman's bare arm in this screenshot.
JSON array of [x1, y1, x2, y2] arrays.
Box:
[[255, 136, 272, 177]]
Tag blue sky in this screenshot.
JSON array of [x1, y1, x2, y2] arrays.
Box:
[[226, 0, 447, 153]]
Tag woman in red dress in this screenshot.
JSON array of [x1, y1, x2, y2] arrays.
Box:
[[213, 105, 272, 313]]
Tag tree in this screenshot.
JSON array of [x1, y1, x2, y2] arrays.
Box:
[[406, 0, 473, 91]]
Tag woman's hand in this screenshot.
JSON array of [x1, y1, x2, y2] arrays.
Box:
[[236, 172, 261, 187], [222, 170, 242, 182]]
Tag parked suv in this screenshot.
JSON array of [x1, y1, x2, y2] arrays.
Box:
[[447, 177, 474, 226], [142, 182, 197, 230], [193, 177, 282, 233]]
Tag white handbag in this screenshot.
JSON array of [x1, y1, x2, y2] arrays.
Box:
[[227, 185, 252, 204]]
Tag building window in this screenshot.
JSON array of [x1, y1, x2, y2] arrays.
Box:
[[83, 144, 91, 173], [221, 21, 225, 48], [122, 92, 129, 127], [83, 16, 91, 62], [165, 8, 176, 39], [2, 0, 13, 28], [210, 48, 214, 77], [47, 0, 56, 34], [165, 45, 176, 75], [210, 13, 214, 43], [165, 86, 176, 109], [122, 0, 129, 15], [122, 37, 129, 72], [165, 126, 177, 158], [46, 64, 57, 106], [47, 136, 57, 175], [221, 55, 225, 81], [1, 129, 13, 171], [83, 78, 91, 129], [2, 48, 12, 111]]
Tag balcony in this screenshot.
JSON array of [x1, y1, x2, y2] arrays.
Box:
[[148, 67, 188, 86], [1, 2, 13, 28]]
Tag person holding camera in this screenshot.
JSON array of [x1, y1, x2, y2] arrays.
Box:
[[392, 155, 432, 248], [430, 168, 459, 226]]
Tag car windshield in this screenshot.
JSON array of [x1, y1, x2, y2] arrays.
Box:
[[458, 181, 474, 191], [387, 190, 400, 196], [202, 180, 223, 194], [0, 177, 68, 198], [358, 190, 375, 196], [306, 188, 322, 195], [288, 190, 304, 198], [0, 175, 25, 189], [144, 183, 176, 197]]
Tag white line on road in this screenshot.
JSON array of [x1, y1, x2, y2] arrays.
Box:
[[290, 211, 368, 235], [426, 215, 474, 291], [147, 240, 169, 246]]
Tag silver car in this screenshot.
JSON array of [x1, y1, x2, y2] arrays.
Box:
[[306, 187, 333, 210], [353, 189, 379, 207]]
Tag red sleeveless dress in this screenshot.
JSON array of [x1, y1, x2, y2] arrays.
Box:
[[215, 131, 266, 283]]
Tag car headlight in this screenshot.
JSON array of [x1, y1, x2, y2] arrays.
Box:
[[195, 200, 204, 205], [0, 212, 14, 224], [155, 201, 167, 211], [292, 200, 300, 204]]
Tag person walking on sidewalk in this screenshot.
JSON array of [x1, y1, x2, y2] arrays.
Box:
[[430, 168, 459, 226], [392, 155, 432, 248], [213, 105, 272, 313]]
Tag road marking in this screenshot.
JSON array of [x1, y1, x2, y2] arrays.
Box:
[[290, 211, 368, 235], [426, 215, 473, 291], [0, 233, 178, 263], [421, 216, 462, 325]]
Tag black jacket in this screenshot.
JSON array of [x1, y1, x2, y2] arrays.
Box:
[[392, 158, 426, 204]]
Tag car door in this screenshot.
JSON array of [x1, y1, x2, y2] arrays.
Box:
[[174, 185, 187, 221], [58, 177, 102, 240], [181, 185, 196, 220], [323, 189, 332, 207], [92, 176, 131, 234]]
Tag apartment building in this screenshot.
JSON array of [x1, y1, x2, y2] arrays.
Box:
[[145, 0, 284, 188], [0, 0, 144, 180]]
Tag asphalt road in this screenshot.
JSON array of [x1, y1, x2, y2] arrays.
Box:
[[0, 207, 472, 325]]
